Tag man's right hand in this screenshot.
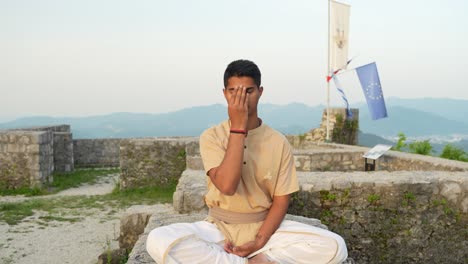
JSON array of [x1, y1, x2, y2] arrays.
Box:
[[227, 86, 249, 130]]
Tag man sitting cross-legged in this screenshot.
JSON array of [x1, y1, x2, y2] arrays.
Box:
[[146, 59, 348, 264]]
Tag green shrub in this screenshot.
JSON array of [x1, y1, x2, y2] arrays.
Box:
[[440, 144, 468, 162], [408, 140, 433, 155]]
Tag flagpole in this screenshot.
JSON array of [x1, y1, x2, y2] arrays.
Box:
[[326, 0, 331, 141]]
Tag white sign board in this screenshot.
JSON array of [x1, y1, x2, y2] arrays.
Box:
[[362, 144, 392, 160]]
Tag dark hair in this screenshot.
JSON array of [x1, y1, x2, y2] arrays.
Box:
[[223, 59, 261, 88]]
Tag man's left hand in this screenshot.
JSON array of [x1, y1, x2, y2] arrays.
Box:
[[224, 239, 264, 257]]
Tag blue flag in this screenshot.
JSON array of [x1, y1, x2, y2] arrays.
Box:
[[355, 62, 388, 120]]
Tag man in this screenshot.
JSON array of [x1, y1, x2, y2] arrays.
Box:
[[146, 59, 348, 264]]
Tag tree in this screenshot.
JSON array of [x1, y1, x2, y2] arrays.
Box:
[[440, 144, 468, 162], [408, 140, 433, 155], [392, 132, 407, 151]]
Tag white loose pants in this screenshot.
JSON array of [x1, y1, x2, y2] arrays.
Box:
[[146, 220, 348, 264]]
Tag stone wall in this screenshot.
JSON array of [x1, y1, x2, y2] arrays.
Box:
[[5, 125, 74, 174], [173, 169, 468, 263], [119, 138, 194, 190], [8, 124, 71, 133], [73, 138, 123, 167], [186, 140, 468, 173], [0, 130, 54, 189], [288, 171, 468, 263], [54, 132, 74, 172]]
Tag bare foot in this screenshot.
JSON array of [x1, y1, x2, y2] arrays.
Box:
[[248, 253, 278, 264]]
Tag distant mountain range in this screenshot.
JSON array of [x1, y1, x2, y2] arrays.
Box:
[[1, 98, 468, 153]]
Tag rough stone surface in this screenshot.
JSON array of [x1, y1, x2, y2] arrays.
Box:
[[119, 138, 196, 190], [0, 130, 54, 189], [289, 171, 468, 264], [0, 125, 76, 189], [53, 132, 74, 172], [173, 169, 207, 213], [119, 205, 162, 251], [73, 138, 123, 167]]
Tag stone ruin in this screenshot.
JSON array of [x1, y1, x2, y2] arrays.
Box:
[[0, 125, 73, 189], [2, 109, 468, 263]]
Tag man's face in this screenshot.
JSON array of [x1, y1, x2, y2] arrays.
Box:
[[224, 76, 263, 116]]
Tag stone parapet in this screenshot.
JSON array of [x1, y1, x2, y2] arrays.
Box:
[[7, 124, 71, 133], [119, 137, 196, 190], [289, 171, 468, 263], [185, 140, 468, 172], [73, 138, 123, 167], [54, 132, 74, 172]]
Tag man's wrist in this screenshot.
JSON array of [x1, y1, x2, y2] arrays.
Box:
[[230, 129, 247, 136], [255, 233, 269, 248]]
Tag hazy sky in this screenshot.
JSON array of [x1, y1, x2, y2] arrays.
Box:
[[1, 0, 467, 121]]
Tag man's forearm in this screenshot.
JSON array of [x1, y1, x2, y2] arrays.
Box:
[[255, 194, 290, 246], [208, 133, 245, 195]]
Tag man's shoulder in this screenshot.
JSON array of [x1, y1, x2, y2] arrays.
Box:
[[200, 120, 229, 140], [262, 124, 289, 143]]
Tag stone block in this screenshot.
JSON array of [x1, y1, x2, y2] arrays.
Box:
[[303, 160, 311, 171], [323, 155, 332, 162], [186, 156, 204, 170], [120, 205, 160, 251], [173, 170, 207, 213], [8, 134, 17, 143], [461, 197, 468, 213], [185, 140, 200, 156], [27, 144, 40, 153], [440, 182, 462, 203], [7, 144, 19, 153]]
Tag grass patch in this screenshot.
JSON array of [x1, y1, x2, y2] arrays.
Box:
[[0, 181, 176, 225], [0, 200, 42, 225], [0, 167, 120, 197], [0, 186, 47, 197], [48, 167, 120, 193], [38, 215, 83, 223]]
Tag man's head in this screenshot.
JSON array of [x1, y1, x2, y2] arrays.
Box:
[[223, 59, 263, 117], [223, 59, 261, 88]]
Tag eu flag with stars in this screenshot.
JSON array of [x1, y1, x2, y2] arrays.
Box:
[[356, 62, 388, 120]]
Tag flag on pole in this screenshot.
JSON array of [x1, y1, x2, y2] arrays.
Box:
[[356, 62, 387, 120], [330, 0, 350, 71], [335, 62, 388, 120], [331, 74, 353, 118], [326, 58, 354, 118]]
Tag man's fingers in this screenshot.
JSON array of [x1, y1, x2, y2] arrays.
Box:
[[234, 85, 243, 105], [224, 241, 234, 253], [244, 92, 249, 109], [239, 87, 246, 106]]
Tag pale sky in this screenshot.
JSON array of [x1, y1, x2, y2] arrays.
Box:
[[1, 0, 467, 121]]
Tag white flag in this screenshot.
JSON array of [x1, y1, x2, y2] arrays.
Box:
[[330, 0, 350, 71]]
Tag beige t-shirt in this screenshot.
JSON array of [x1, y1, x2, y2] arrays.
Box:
[[199, 120, 299, 214]]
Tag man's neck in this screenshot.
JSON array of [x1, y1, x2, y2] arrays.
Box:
[[246, 114, 261, 131]]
